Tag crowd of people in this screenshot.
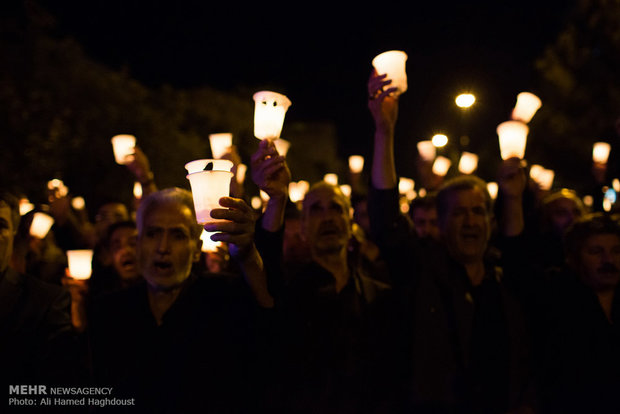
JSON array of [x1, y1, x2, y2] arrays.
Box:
[[2, 69, 620, 414]]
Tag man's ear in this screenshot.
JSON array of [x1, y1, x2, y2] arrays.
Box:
[[193, 239, 203, 263]]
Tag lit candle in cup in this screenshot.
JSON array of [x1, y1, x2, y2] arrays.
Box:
[[432, 156, 452, 176], [458, 152, 479, 174], [487, 182, 499, 200], [200, 229, 223, 253], [592, 142, 611, 164], [111, 134, 136, 165], [398, 177, 415, 194], [209, 133, 233, 159], [497, 120, 529, 160], [66, 249, 93, 280], [253, 91, 292, 140], [273, 138, 291, 156], [348, 155, 364, 174], [372, 50, 408, 95], [184, 159, 234, 174], [30, 212, 54, 239], [186, 170, 234, 224], [511, 92, 542, 124], [324, 173, 338, 186], [417, 140, 436, 161]]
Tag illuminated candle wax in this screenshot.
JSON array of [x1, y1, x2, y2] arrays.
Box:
[[324, 173, 338, 186], [511, 92, 542, 124], [71, 196, 86, 210], [111, 134, 136, 165], [348, 155, 364, 173], [19, 198, 34, 216], [273, 138, 291, 156], [398, 177, 415, 194], [487, 182, 499, 200], [592, 142, 611, 164], [372, 50, 408, 95], [209, 133, 233, 159], [417, 140, 436, 161], [186, 170, 234, 224], [339, 184, 352, 198], [538, 169, 555, 191], [458, 152, 479, 174], [253, 91, 292, 140], [66, 249, 93, 280], [432, 156, 452, 176], [236, 163, 247, 185], [200, 229, 223, 253], [133, 182, 143, 199], [30, 212, 54, 239], [184, 159, 234, 174], [497, 120, 529, 160]]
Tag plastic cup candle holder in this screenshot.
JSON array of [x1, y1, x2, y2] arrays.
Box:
[[186, 170, 234, 225], [111, 134, 136, 165], [273, 138, 291, 156], [30, 212, 54, 239], [253, 91, 292, 140], [348, 155, 364, 173], [432, 156, 452, 177], [184, 159, 234, 174], [372, 50, 408, 95], [209, 133, 233, 159], [417, 140, 436, 161], [458, 152, 479, 174], [593, 142, 611, 164], [66, 250, 93, 280], [497, 120, 529, 160], [511, 92, 541, 124]]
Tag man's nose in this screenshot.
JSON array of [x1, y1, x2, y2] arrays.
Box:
[[156, 233, 171, 253]]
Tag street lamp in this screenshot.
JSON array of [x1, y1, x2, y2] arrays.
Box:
[[455, 93, 475, 108]]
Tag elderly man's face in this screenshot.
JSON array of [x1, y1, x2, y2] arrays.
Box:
[[137, 201, 201, 291], [302, 186, 352, 255], [577, 233, 620, 292], [440, 187, 491, 264], [0, 203, 15, 273]]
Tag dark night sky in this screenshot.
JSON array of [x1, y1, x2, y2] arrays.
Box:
[[37, 0, 577, 178]]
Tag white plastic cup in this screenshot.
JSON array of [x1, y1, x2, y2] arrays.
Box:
[[593, 142, 611, 164], [209, 133, 233, 159], [511, 92, 542, 123], [111, 135, 136, 165], [30, 212, 54, 239], [253, 91, 292, 140], [184, 159, 234, 174], [348, 155, 364, 173], [186, 170, 234, 224], [372, 50, 408, 95], [66, 249, 93, 280], [497, 120, 529, 160]]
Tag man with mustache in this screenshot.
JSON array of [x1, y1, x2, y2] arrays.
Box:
[[539, 213, 620, 413], [88, 187, 273, 413], [366, 69, 534, 413]]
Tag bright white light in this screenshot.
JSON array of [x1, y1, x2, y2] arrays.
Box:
[[432, 134, 448, 148], [455, 93, 475, 108]]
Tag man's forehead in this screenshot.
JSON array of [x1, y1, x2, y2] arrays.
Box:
[[142, 202, 194, 228]]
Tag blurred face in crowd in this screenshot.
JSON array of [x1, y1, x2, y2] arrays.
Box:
[[440, 187, 491, 265], [95, 202, 130, 239], [302, 185, 352, 256], [547, 196, 584, 236], [412, 206, 440, 240], [137, 201, 201, 291], [0, 202, 15, 273], [576, 233, 620, 292], [109, 225, 139, 282]]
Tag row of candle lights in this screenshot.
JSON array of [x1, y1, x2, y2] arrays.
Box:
[[24, 50, 618, 279]]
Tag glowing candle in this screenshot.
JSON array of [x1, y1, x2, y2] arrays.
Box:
[[253, 91, 291, 140], [30, 212, 54, 239], [497, 120, 529, 160], [66, 250, 93, 280], [186, 170, 234, 224], [209, 133, 233, 159], [111, 134, 136, 165], [372, 50, 408, 95]]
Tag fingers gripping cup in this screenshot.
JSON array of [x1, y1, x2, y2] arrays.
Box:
[[372, 50, 408, 96]]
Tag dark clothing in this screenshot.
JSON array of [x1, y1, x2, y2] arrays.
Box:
[[88, 273, 266, 414], [1, 267, 79, 388], [368, 185, 534, 414], [275, 258, 393, 414], [538, 268, 620, 414]]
